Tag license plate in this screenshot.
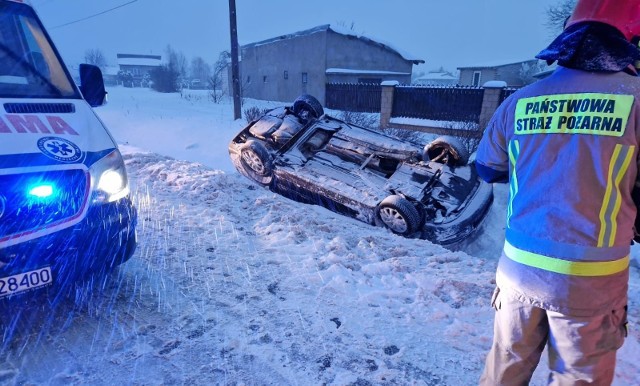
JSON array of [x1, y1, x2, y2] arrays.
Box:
[[0, 267, 53, 298]]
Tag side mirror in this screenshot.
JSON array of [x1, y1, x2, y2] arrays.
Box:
[[79, 64, 107, 107]]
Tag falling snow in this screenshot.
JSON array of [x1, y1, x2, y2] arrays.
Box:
[[0, 87, 638, 385]]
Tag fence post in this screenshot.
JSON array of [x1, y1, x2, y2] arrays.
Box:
[[478, 81, 507, 131], [379, 80, 398, 129]]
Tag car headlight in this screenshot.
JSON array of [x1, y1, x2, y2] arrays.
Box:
[[90, 149, 130, 203]]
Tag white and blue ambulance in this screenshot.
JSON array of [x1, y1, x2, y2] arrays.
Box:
[[0, 0, 137, 299]]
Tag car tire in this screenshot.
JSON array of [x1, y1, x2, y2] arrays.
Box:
[[293, 94, 324, 121], [423, 136, 469, 166], [376, 195, 422, 236], [239, 140, 273, 185]]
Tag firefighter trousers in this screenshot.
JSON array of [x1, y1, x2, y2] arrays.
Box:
[[479, 287, 627, 386]]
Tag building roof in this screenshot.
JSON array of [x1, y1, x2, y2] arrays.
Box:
[[326, 68, 410, 75], [117, 53, 162, 67], [415, 71, 458, 82], [457, 58, 538, 70], [242, 24, 424, 65]]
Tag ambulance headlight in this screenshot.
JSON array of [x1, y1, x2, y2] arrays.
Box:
[[90, 149, 130, 203]]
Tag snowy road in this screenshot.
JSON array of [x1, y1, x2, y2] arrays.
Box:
[[1, 149, 638, 385]]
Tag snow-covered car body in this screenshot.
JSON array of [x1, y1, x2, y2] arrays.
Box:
[[229, 96, 493, 245], [0, 0, 137, 299]]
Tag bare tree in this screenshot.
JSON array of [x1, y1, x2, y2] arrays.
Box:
[[84, 49, 107, 70], [149, 45, 182, 93], [190, 56, 210, 83], [519, 61, 546, 85], [164, 45, 188, 80], [209, 50, 230, 103], [546, 0, 577, 35]]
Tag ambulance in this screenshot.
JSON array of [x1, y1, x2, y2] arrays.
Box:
[[0, 0, 137, 299]]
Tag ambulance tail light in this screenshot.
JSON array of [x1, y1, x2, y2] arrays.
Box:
[[90, 149, 130, 203]]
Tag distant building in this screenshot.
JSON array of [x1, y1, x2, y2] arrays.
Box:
[[102, 65, 120, 86], [239, 24, 424, 104], [116, 53, 162, 87], [413, 70, 458, 86], [457, 59, 544, 88]]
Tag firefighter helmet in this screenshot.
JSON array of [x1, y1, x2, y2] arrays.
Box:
[[566, 0, 640, 40]]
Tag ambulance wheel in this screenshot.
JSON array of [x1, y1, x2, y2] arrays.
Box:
[[376, 195, 421, 236], [239, 140, 273, 185], [423, 136, 469, 166]]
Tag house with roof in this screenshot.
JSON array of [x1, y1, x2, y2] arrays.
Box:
[[239, 24, 424, 104], [457, 59, 546, 88], [116, 53, 162, 87], [413, 70, 459, 86]]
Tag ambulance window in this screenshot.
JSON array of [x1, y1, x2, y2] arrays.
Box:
[[0, 3, 77, 98]]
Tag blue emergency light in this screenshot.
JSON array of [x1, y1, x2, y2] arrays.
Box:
[[28, 183, 55, 199]]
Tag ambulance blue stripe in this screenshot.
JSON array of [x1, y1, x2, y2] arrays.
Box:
[[0, 148, 115, 169]]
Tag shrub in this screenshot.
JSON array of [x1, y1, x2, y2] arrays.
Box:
[[243, 106, 270, 123], [336, 110, 378, 130]]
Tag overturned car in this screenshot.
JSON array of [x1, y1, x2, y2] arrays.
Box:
[[229, 95, 493, 245]]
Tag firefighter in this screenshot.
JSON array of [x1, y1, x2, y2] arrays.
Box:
[[476, 0, 640, 384]]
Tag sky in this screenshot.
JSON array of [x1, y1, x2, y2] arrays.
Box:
[[3, 86, 639, 385], [31, 0, 563, 74]]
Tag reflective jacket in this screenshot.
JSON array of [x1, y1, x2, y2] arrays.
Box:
[[476, 66, 640, 316]]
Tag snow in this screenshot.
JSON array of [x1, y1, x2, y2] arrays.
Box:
[[482, 80, 507, 88], [1, 86, 639, 385]]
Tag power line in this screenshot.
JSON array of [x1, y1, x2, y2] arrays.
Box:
[[50, 0, 138, 30]]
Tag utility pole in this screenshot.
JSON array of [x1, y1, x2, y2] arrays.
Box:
[[228, 0, 241, 120]]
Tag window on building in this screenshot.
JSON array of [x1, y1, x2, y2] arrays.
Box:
[[284, 70, 288, 80], [472, 71, 481, 87], [263, 75, 267, 83], [302, 72, 308, 84], [247, 76, 251, 84]]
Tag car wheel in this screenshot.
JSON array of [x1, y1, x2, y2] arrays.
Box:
[[293, 94, 324, 121], [377, 195, 421, 236], [239, 140, 273, 184], [423, 136, 469, 166]]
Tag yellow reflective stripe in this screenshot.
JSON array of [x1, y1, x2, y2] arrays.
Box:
[[504, 241, 629, 276], [598, 145, 635, 247], [507, 140, 519, 227], [598, 145, 621, 246], [609, 146, 635, 246], [514, 93, 633, 137]]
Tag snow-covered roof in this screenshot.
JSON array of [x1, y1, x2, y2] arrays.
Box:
[[326, 68, 410, 75], [117, 54, 162, 67], [242, 24, 424, 65], [457, 58, 539, 69], [415, 71, 458, 82]]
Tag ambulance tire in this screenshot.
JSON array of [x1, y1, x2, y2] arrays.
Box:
[[239, 140, 273, 185], [423, 136, 469, 166]]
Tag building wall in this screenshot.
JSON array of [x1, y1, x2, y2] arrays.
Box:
[[240, 31, 328, 103], [458, 60, 538, 87], [239, 28, 417, 104], [325, 32, 412, 85]]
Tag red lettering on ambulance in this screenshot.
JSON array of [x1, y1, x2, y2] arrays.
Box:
[[0, 117, 10, 133], [47, 116, 79, 135], [6, 115, 50, 134]]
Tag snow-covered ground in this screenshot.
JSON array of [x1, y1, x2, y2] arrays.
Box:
[[1, 87, 638, 385]]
